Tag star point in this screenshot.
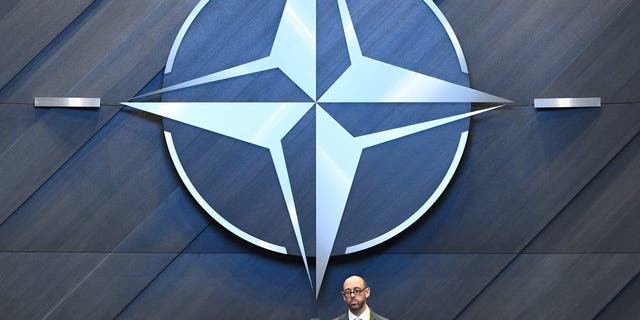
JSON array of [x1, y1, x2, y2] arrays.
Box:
[[124, 0, 511, 297]]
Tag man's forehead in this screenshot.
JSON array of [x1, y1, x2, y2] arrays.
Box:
[[343, 276, 366, 288]]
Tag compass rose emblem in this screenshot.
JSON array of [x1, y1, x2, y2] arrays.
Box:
[[124, 0, 509, 297]]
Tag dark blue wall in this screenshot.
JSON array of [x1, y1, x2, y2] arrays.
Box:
[[1, 0, 639, 319]]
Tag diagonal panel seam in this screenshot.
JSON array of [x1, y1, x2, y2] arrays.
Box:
[[40, 252, 111, 320], [453, 114, 640, 319], [0, 13, 173, 229], [65, 0, 170, 96], [0, 106, 122, 228], [538, 0, 635, 96], [39, 203, 201, 320], [112, 222, 213, 319], [523, 126, 640, 255], [0, 0, 101, 94], [592, 266, 640, 319], [0, 118, 41, 160]]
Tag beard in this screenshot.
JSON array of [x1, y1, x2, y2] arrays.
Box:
[[348, 298, 365, 313]]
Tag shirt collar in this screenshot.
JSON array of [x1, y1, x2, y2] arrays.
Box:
[[348, 305, 370, 320]]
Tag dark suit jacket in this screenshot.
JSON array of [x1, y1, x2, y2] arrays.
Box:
[[332, 309, 389, 320]]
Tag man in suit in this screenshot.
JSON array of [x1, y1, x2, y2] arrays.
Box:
[[333, 275, 389, 320]]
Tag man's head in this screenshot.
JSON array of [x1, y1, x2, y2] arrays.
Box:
[[341, 275, 371, 315]]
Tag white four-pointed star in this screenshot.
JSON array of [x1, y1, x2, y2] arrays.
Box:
[[123, 0, 510, 297]]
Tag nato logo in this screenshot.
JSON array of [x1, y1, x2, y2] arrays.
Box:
[[124, 0, 509, 296]]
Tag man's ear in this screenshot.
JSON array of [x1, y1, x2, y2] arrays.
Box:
[[365, 287, 371, 298]]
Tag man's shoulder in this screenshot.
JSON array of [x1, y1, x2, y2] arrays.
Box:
[[371, 310, 390, 320], [331, 310, 389, 320], [331, 314, 348, 320]]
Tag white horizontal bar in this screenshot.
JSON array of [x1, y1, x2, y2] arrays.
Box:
[[534, 97, 601, 109], [34, 97, 101, 108]]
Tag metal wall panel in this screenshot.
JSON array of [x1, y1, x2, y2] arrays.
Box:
[[0, 0, 93, 90], [0, 106, 120, 223], [541, 0, 640, 104], [458, 254, 640, 319], [117, 254, 513, 320], [383, 105, 640, 253], [441, 0, 637, 105], [42, 253, 176, 320], [0, 252, 105, 319], [527, 128, 640, 253], [0, 0, 639, 319], [0, 0, 200, 104], [596, 273, 640, 320], [0, 109, 180, 252]]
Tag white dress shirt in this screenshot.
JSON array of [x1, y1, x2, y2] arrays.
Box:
[[348, 305, 370, 320]]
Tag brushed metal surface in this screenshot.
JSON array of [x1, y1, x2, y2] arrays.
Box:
[[2, 0, 640, 318], [534, 97, 601, 109], [34, 97, 100, 108]]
